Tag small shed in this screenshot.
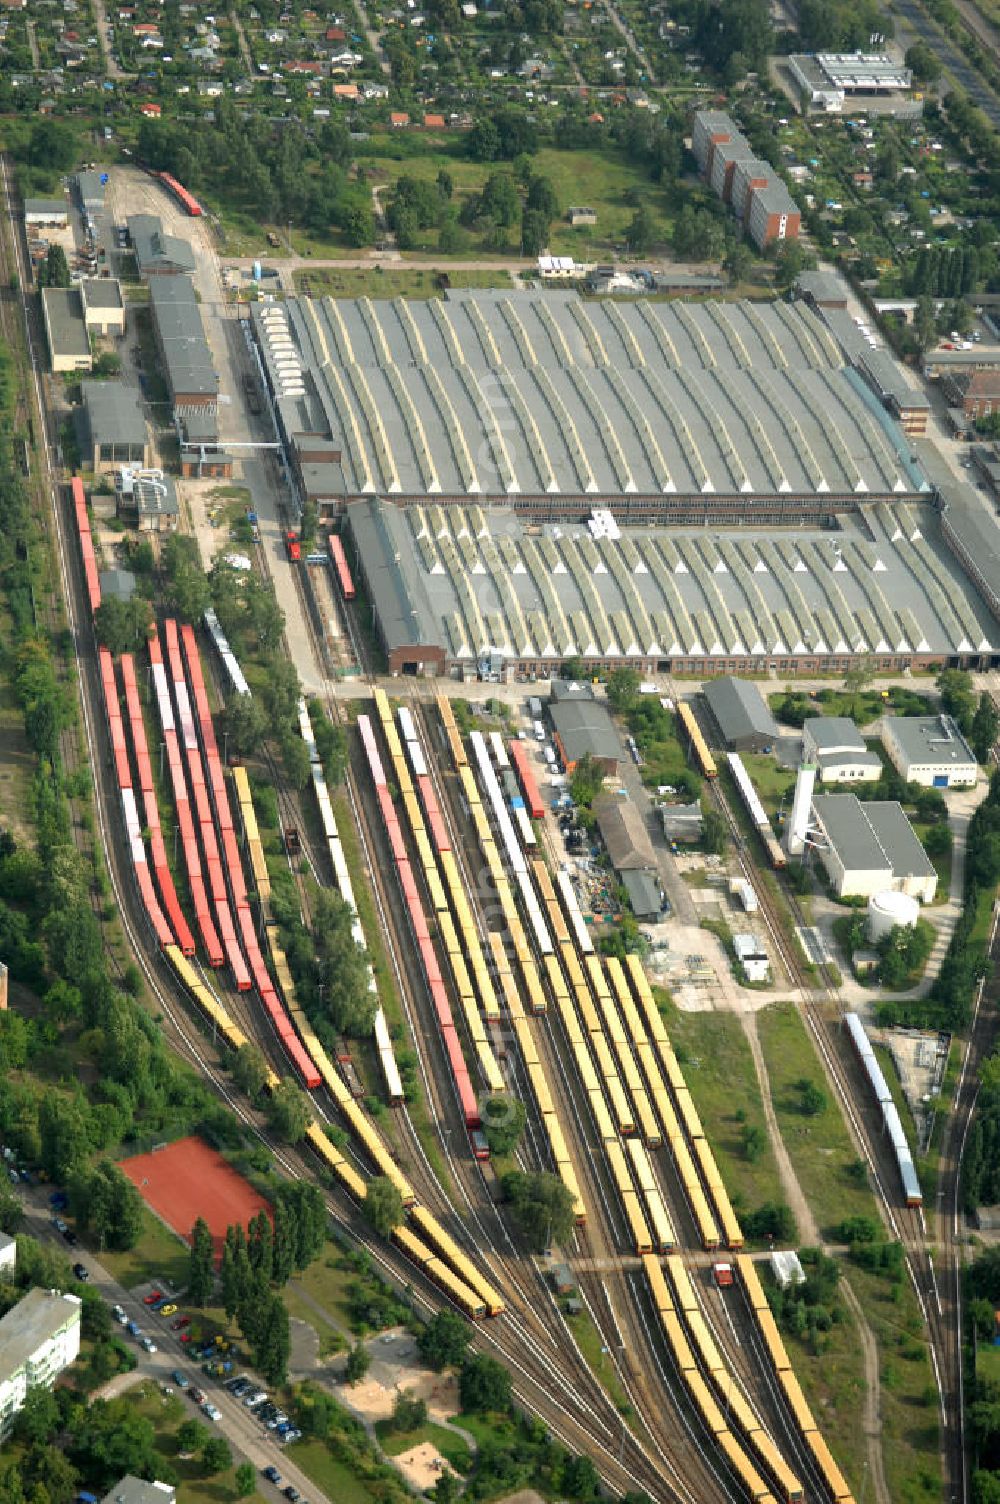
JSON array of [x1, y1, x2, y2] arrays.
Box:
[[660, 801, 703, 843], [733, 933, 769, 983], [621, 869, 663, 920], [550, 1262, 575, 1295], [770, 1250, 805, 1287]]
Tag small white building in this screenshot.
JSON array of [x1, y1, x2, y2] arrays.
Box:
[[803, 716, 882, 783], [101, 1478, 177, 1504], [880, 715, 977, 788], [733, 933, 769, 983], [0, 1233, 15, 1279], [770, 1250, 805, 1288], [24, 198, 69, 228], [810, 794, 937, 901], [0, 1288, 81, 1440]]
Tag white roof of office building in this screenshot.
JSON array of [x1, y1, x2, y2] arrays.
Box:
[[101, 1479, 176, 1504], [883, 714, 977, 768], [253, 291, 924, 502], [346, 496, 995, 662]]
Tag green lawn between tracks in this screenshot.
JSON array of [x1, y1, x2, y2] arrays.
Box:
[[657, 996, 786, 1235], [756, 1002, 941, 1503]]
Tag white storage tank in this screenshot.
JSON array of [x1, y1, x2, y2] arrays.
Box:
[[867, 890, 920, 943]]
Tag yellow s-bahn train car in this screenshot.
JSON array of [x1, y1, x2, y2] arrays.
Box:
[[686, 1369, 726, 1436], [589, 1089, 617, 1145], [736, 1253, 768, 1311], [663, 1308, 696, 1373], [606, 1074, 636, 1138], [543, 952, 570, 1005], [575, 987, 603, 1040], [622, 1189, 653, 1256], [757, 1308, 791, 1374], [520, 960, 547, 1016], [676, 701, 718, 779], [716, 1431, 772, 1503], [408, 1204, 505, 1317], [642, 1252, 671, 1314], [574, 1041, 601, 1096], [645, 1190, 675, 1253], [562, 946, 586, 991]]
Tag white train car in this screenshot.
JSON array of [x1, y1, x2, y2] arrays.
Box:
[[204, 608, 251, 698], [513, 803, 536, 849], [490, 731, 510, 769], [727, 752, 772, 836], [556, 868, 594, 954]]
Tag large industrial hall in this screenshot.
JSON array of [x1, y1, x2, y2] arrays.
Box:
[[345, 495, 995, 676], [250, 289, 925, 512]]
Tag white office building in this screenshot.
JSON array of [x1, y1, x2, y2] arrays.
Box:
[[0, 1288, 82, 1439], [880, 715, 978, 788], [803, 716, 883, 783], [810, 794, 938, 901]]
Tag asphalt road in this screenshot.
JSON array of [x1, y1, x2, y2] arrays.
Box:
[[17, 1189, 331, 1504]]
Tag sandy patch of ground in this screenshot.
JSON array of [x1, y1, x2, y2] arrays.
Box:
[[393, 1441, 451, 1492]]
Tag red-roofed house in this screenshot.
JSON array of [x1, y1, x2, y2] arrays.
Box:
[[139, 102, 162, 116], [326, 25, 346, 41], [423, 112, 446, 128], [334, 82, 359, 98], [390, 111, 410, 127]]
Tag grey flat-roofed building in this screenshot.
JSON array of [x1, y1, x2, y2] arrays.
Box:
[[857, 349, 930, 434], [550, 699, 623, 772], [148, 276, 217, 410], [25, 197, 69, 226], [99, 567, 136, 603], [41, 287, 92, 373], [0, 1288, 81, 1439], [621, 868, 663, 919], [346, 495, 445, 675], [81, 278, 126, 337], [101, 1478, 176, 1504], [811, 793, 937, 899], [803, 715, 882, 782], [881, 714, 977, 787], [76, 170, 107, 213], [703, 676, 779, 752], [660, 801, 704, 843], [81, 381, 148, 470], [940, 482, 1000, 622], [795, 269, 849, 309], [127, 213, 197, 277], [250, 291, 921, 510], [593, 794, 656, 869]]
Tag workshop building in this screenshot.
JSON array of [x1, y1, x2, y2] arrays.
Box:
[[702, 677, 780, 753], [802, 716, 882, 783], [880, 715, 978, 788], [809, 793, 938, 900], [80, 381, 149, 471]]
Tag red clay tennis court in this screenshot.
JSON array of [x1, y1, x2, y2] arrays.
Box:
[[119, 1136, 271, 1261]]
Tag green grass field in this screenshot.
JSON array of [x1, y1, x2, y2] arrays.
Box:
[[285, 1439, 377, 1504], [564, 1307, 632, 1413], [757, 1002, 880, 1238], [292, 266, 513, 297], [97, 1204, 190, 1292], [780, 1287, 868, 1495], [659, 999, 786, 1229]]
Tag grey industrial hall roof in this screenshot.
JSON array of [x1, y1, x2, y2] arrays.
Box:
[[346, 495, 439, 651], [25, 197, 68, 216], [621, 868, 662, 917], [81, 278, 125, 311], [858, 349, 930, 410], [813, 794, 935, 878], [803, 715, 864, 750], [127, 213, 197, 276], [795, 269, 848, 304], [550, 699, 623, 764], [148, 276, 217, 397], [0, 1288, 80, 1381], [883, 714, 976, 767], [76, 170, 107, 207], [42, 287, 90, 358], [593, 794, 656, 869], [940, 482, 1000, 611], [82, 380, 146, 447], [702, 676, 780, 744], [251, 291, 923, 502], [99, 567, 136, 602], [347, 497, 995, 663]]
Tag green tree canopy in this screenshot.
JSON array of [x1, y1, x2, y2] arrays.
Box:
[[363, 1175, 405, 1237], [500, 1170, 576, 1252]]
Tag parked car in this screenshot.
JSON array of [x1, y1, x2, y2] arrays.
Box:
[[112, 1304, 126, 1325], [283, 1489, 300, 1503], [190, 1388, 206, 1405], [202, 1403, 221, 1422], [63, 1228, 77, 1246], [126, 1320, 142, 1338], [51, 1216, 68, 1234], [72, 1263, 89, 1282], [140, 1337, 158, 1354], [171, 1370, 189, 1390], [160, 1304, 177, 1318], [262, 1467, 281, 1485], [143, 1289, 163, 1306], [171, 1316, 190, 1330]]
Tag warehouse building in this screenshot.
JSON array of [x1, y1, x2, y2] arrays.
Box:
[[787, 52, 913, 112], [80, 381, 149, 471], [80, 278, 126, 338], [856, 349, 930, 437], [880, 715, 978, 787], [75, 169, 107, 215], [148, 276, 218, 413], [127, 214, 197, 277], [41, 287, 92, 373], [810, 794, 937, 900], [802, 716, 882, 782], [702, 676, 780, 752], [0, 1288, 82, 1440], [549, 688, 623, 774], [261, 288, 923, 521], [592, 795, 665, 919], [345, 496, 997, 678], [941, 484, 1000, 624], [24, 197, 68, 228]]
